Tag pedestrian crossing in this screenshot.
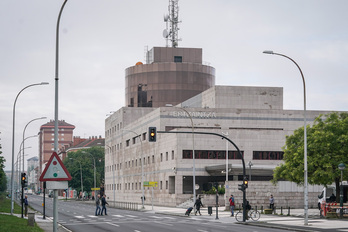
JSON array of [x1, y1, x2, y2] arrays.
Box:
[[60, 214, 202, 225]]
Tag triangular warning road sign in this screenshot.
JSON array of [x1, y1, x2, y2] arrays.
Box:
[[40, 152, 72, 181]]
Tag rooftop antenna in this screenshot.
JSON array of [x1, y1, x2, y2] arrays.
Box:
[[163, 0, 181, 48]]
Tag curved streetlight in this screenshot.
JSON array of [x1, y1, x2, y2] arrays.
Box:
[[166, 104, 196, 206], [104, 144, 115, 206], [18, 135, 38, 184], [82, 151, 96, 201], [122, 129, 144, 209], [22, 117, 46, 172], [10, 82, 49, 215], [69, 158, 83, 199], [263, 50, 308, 225], [53, 1, 68, 231]]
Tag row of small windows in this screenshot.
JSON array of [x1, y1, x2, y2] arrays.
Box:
[[105, 151, 175, 173], [105, 122, 123, 138], [183, 150, 244, 159], [182, 150, 284, 160], [253, 151, 284, 160], [105, 181, 168, 191]]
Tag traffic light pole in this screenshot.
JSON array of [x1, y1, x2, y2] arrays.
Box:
[[157, 130, 247, 222], [21, 185, 24, 218]]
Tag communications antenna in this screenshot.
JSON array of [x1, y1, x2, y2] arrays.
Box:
[[163, 0, 181, 47]]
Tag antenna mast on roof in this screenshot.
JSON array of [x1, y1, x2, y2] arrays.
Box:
[[163, 0, 181, 48]]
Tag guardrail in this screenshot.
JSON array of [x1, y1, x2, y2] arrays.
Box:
[[113, 201, 139, 211]]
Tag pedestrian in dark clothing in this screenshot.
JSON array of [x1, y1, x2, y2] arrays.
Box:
[[194, 197, 203, 215], [24, 195, 28, 217], [95, 194, 101, 216], [101, 194, 108, 215], [269, 195, 274, 211]]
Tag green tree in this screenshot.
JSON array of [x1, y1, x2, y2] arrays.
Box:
[[0, 143, 7, 192], [63, 147, 105, 196], [273, 112, 348, 198]]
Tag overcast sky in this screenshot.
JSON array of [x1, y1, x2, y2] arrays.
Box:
[[1, 0, 348, 171]]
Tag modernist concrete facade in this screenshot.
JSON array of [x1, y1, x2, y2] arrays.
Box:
[[105, 85, 334, 207], [125, 47, 215, 108]]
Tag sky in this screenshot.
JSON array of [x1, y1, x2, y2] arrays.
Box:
[[1, 0, 348, 171]]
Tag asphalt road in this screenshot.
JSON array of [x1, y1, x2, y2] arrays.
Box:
[[27, 195, 291, 232]]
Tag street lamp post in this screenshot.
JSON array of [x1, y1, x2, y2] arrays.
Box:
[[166, 105, 196, 205], [22, 117, 46, 173], [222, 132, 229, 183], [53, 2, 68, 231], [263, 50, 308, 225], [104, 144, 115, 205], [338, 163, 345, 218], [248, 161, 253, 181], [10, 82, 49, 215], [122, 129, 144, 209], [70, 158, 83, 199], [82, 152, 96, 201]]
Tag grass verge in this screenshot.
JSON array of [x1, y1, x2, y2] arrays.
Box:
[[0, 193, 44, 232]]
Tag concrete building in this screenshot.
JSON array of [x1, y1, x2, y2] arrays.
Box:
[[27, 156, 38, 190], [38, 120, 75, 187], [106, 76, 336, 207]]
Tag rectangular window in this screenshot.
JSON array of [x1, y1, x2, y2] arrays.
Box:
[[152, 155, 155, 163], [166, 152, 168, 161], [174, 56, 182, 63], [183, 150, 244, 159], [166, 180, 168, 190], [160, 181, 163, 190], [161, 153, 163, 162], [126, 140, 130, 147], [172, 150, 174, 160], [253, 151, 284, 160]]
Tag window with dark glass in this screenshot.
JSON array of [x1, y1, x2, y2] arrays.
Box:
[[253, 151, 284, 160], [182, 150, 243, 159], [174, 56, 182, 63]]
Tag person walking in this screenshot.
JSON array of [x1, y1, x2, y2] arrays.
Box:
[[24, 195, 28, 217], [95, 194, 101, 216], [229, 194, 235, 216], [194, 197, 203, 215], [101, 194, 109, 216], [269, 194, 275, 211]]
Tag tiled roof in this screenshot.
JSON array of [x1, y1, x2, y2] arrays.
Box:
[[40, 120, 75, 129]]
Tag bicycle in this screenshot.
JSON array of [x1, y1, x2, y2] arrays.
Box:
[[235, 209, 260, 222]]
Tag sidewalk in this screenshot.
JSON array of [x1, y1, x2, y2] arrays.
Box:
[[147, 205, 348, 231]]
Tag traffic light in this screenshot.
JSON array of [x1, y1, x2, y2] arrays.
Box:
[[243, 178, 248, 189], [149, 127, 157, 142], [21, 173, 27, 187], [238, 183, 244, 191]]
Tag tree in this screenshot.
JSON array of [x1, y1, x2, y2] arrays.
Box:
[[0, 143, 7, 192], [273, 112, 348, 198], [63, 147, 105, 196]]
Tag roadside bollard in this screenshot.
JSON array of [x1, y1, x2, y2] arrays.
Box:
[[27, 212, 35, 226]]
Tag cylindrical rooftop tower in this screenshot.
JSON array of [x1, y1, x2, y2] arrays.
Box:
[[125, 47, 215, 108]]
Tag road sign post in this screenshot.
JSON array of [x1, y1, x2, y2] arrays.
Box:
[[39, 152, 71, 232]]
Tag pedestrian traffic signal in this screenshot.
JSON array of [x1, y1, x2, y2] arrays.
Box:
[[21, 173, 27, 187], [149, 127, 156, 142]]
